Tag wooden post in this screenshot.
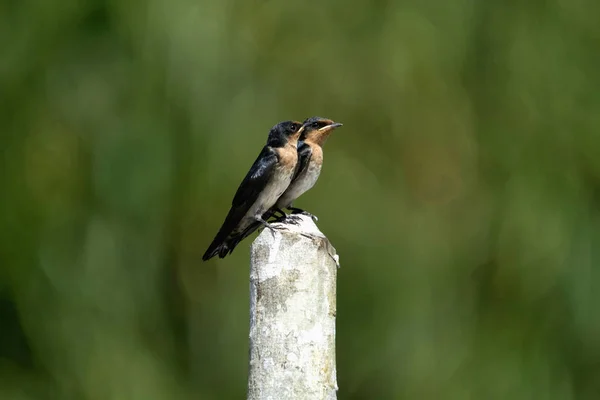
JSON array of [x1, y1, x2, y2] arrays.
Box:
[[247, 214, 339, 400]]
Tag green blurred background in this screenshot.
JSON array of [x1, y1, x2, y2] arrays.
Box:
[[2, 0, 600, 398]]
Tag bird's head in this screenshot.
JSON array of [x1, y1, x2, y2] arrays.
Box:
[[300, 116, 343, 146], [267, 120, 304, 147]]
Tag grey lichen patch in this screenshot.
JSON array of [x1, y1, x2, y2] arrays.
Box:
[[256, 272, 299, 318]]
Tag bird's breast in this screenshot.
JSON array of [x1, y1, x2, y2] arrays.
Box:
[[275, 159, 322, 208], [299, 161, 322, 191], [277, 144, 299, 170], [296, 143, 323, 193]]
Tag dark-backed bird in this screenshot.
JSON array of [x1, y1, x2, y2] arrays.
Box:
[[233, 116, 343, 244], [202, 120, 304, 261]]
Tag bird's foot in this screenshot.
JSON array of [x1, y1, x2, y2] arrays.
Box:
[[272, 215, 286, 223], [284, 214, 303, 225], [255, 217, 277, 237], [287, 207, 318, 222], [271, 208, 288, 223]]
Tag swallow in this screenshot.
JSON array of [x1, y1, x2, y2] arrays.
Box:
[[231, 116, 342, 245], [202, 120, 304, 261], [273, 116, 343, 220]]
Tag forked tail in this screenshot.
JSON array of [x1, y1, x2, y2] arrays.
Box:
[[202, 208, 278, 261]]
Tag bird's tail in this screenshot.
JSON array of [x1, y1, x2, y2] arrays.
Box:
[[224, 222, 262, 256], [202, 239, 231, 261], [202, 222, 262, 261], [201, 228, 255, 261], [202, 207, 242, 261], [202, 209, 278, 261]]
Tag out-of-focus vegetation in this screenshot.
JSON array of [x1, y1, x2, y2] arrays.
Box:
[[1, 0, 600, 398]]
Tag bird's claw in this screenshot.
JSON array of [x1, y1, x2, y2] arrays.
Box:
[[297, 211, 318, 222], [272, 214, 287, 223], [256, 217, 277, 237], [300, 211, 319, 222], [285, 214, 302, 225], [289, 207, 318, 222]]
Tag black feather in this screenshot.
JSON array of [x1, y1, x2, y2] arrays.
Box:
[[291, 141, 312, 182]]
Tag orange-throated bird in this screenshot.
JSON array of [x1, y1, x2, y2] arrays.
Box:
[[273, 116, 343, 220], [202, 120, 304, 261], [230, 116, 343, 248]]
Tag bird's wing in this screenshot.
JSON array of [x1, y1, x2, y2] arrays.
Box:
[[291, 141, 313, 182], [202, 146, 278, 261], [231, 146, 279, 207]]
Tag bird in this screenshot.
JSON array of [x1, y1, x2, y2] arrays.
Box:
[[202, 120, 304, 261], [273, 116, 343, 220], [230, 116, 343, 247]]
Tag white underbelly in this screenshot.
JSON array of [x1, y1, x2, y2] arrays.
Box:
[[277, 163, 322, 208]]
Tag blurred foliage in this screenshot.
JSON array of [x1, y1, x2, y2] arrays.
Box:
[[1, 0, 600, 398]]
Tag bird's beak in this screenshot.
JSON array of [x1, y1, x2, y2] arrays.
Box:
[[318, 122, 343, 132], [296, 125, 305, 135]]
